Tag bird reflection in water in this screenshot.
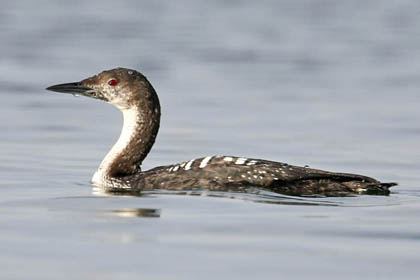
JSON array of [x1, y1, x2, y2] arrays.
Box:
[[111, 208, 161, 218], [93, 185, 340, 207]]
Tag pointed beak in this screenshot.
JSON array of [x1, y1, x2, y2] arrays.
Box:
[[46, 82, 94, 96]]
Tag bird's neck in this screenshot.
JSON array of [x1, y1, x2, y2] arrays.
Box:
[[92, 99, 160, 184]]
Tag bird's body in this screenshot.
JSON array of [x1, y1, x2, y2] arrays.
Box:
[[47, 67, 396, 196], [112, 156, 394, 196]]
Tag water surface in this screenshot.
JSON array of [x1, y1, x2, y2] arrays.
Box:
[[1, 1, 420, 279]]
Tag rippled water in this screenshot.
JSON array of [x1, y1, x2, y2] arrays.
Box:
[[1, 1, 420, 279]]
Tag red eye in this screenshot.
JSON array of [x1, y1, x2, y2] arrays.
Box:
[[108, 79, 118, 86]]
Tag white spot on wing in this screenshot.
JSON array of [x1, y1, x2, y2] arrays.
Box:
[[235, 158, 247, 165], [185, 159, 194, 170], [173, 166, 179, 171], [247, 160, 258, 166], [224, 157, 233, 162], [199, 156, 212, 168]]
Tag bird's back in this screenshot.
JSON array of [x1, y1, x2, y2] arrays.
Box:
[[134, 156, 395, 196]]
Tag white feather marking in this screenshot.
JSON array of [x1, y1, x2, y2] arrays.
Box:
[[199, 156, 213, 168], [246, 160, 258, 166], [185, 159, 194, 170], [224, 157, 233, 162], [173, 166, 179, 172], [235, 157, 247, 164]]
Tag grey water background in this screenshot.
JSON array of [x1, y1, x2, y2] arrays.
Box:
[[1, 0, 420, 279]]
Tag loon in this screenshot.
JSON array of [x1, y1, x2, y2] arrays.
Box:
[[46, 67, 396, 197]]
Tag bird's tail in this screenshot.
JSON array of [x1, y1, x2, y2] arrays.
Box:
[[361, 182, 397, 195]]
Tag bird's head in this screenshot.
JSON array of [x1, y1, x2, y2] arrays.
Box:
[[46, 67, 157, 110]]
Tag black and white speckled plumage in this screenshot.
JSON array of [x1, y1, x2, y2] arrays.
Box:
[[47, 67, 396, 197]]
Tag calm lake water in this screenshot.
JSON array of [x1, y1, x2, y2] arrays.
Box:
[[1, 1, 420, 279]]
